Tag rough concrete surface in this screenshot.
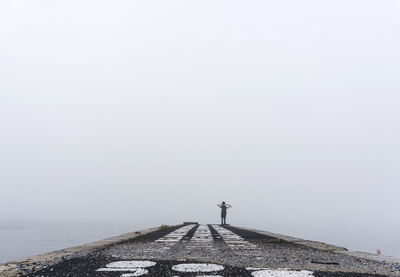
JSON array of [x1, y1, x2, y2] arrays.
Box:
[[1, 224, 399, 277]]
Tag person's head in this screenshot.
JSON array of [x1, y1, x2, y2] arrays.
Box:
[[222, 201, 225, 205]]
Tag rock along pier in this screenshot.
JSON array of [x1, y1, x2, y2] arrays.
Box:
[[1, 223, 399, 277]]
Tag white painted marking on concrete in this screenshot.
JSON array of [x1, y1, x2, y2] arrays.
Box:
[[155, 224, 196, 244], [120, 268, 148, 276], [172, 263, 224, 272], [251, 269, 314, 277], [136, 225, 197, 256], [183, 225, 218, 255], [212, 225, 257, 251], [106, 261, 156, 268], [191, 225, 213, 243], [96, 268, 141, 272], [97, 260, 155, 275]]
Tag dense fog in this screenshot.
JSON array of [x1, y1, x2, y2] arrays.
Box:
[[1, 0, 399, 246]]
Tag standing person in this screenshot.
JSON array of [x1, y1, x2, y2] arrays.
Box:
[[217, 201, 232, 225]]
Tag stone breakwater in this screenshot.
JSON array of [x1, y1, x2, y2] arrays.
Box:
[[0, 224, 399, 277]]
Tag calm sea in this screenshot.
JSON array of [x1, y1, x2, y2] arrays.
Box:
[[1, 221, 399, 264], [0, 220, 148, 264]]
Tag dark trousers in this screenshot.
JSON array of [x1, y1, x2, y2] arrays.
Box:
[[221, 215, 226, 225]]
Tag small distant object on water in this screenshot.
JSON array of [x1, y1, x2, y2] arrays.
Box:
[[377, 249, 381, 255]]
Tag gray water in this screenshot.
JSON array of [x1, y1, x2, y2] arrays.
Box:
[[284, 228, 400, 260], [0, 220, 149, 264], [1, 221, 399, 264]]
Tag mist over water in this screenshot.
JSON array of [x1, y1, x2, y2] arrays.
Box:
[[1, 219, 400, 264], [1, 0, 400, 263], [0, 220, 143, 264]]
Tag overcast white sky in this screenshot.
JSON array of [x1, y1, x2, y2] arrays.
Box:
[[0, 0, 399, 242]]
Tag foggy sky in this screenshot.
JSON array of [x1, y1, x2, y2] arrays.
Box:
[[1, 0, 399, 242]]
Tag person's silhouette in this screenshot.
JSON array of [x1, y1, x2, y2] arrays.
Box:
[[217, 201, 232, 225]]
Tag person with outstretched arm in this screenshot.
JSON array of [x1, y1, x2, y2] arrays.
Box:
[[217, 201, 232, 225]]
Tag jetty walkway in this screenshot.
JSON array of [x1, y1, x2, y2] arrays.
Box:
[[1, 223, 399, 276]]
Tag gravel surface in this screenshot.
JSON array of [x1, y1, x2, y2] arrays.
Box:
[[12, 224, 400, 277]]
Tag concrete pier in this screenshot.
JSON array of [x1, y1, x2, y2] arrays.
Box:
[[1, 224, 399, 276]]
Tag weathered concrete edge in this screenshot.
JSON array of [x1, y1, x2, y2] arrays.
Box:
[[0, 225, 170, 276], [236, 226, 400, 265]]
